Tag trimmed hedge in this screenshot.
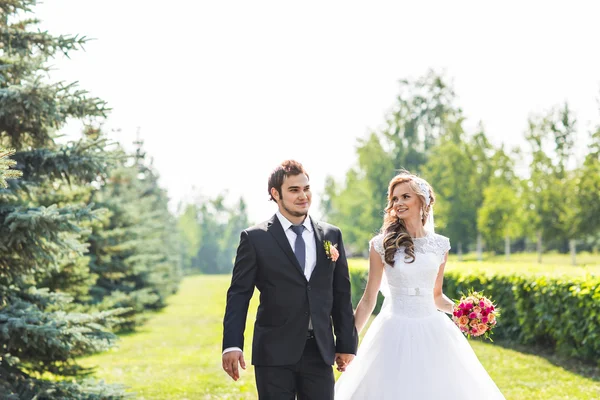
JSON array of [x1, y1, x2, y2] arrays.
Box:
[[348, 260, 600, 364], [348, 264, 385, 314]]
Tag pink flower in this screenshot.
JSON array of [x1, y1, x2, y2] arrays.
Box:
[[329, 246, 340, 262], [455, 294, 497, 340], [323, 241, 339, 262]]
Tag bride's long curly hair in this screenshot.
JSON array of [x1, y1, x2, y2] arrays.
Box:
[[382, 171, 435, 265]]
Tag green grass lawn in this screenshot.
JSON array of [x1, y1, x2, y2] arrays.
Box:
[[351, 251, 600, 268], [80, 275, 600, 399], [449, 251, 600, 267]]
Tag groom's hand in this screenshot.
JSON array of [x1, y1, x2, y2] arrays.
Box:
[[335, 353, 355, 372], [222, 350, 246, 381]]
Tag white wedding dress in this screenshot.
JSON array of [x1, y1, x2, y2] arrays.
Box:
[[335, 232, 505, 399]]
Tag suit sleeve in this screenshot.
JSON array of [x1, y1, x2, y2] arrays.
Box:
[[331, 229, 359, 354], [222, 230, 257, 352]]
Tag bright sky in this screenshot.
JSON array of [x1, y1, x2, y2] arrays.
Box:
[[36, 0, 600, 223]]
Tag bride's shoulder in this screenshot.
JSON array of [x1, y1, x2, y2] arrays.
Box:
[[429, 233, 451, 255], [369, 233, 385, 254]]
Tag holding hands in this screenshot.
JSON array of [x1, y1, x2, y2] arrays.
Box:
[[335, 353, 355, 372]]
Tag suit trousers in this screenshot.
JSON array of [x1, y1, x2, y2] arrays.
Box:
[[254, 334, 334, 400]]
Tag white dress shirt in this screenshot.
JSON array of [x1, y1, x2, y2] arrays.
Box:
[[223, 212, 317, 355]]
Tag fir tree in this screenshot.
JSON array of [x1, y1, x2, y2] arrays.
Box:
[[86, 140, 182, 331], [0, 1, 126, 397]]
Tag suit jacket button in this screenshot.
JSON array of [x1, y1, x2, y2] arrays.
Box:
[[304, 312, 309, 316], [307, 285, 311, 291]]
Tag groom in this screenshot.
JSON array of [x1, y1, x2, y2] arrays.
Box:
[[222, 160, 358, 399]]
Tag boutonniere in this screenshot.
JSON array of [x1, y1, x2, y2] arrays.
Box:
[[323, 240, 339, 262]]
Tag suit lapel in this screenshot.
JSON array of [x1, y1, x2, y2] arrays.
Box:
[[310, 218, 327, 282], [267, 215, 305, 279]]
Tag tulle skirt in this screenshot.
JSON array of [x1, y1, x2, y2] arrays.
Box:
[[334, 309, 505, 399]]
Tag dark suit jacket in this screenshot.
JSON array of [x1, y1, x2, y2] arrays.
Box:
[[222, 214, 358, 366]]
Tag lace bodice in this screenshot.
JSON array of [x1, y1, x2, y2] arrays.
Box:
[[370, 232, 451, 317]]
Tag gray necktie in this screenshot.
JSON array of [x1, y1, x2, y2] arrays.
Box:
[[290, 225, 306, 272]]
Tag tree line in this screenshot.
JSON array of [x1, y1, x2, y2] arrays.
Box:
[[178, 71, 600, 271], [322, 71, 600, 264], [177, 195, 250, 275]]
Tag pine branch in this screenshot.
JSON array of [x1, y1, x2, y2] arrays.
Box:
[[12, 138, 121, 184], [0, 147, 22, 187], [0, 291, 127, 368], [0, 80, 109, 149], [0, 27, 89, 58], [0, 54, 53, 88], [0, 0, 36, 19], [0, 360, 128, 399], [0, 204, 100, 277]]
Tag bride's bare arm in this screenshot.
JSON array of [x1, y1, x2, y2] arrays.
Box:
[[433, 252, 454, 314], [354, 245, 385, 334]]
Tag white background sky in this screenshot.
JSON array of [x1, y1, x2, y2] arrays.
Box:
[[36, 0, 600, 223]]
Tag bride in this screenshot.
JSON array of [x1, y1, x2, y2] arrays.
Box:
[[334, 171, 505, 399]]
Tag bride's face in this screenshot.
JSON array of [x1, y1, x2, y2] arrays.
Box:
[[390, 181, 422, 223]]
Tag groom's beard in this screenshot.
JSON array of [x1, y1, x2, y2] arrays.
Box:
[[281, 199, 309, 218]]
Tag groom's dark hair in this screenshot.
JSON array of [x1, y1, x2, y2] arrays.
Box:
[[268, 160, 309, 201]]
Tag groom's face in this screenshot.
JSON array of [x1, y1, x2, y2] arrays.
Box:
[[275, 173, 311, 218]]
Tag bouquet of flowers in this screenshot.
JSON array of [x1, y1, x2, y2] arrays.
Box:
[[452, 290, 499, 341]]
